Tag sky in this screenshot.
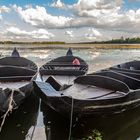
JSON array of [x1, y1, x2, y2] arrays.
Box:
[[0, 0, 140, 43]]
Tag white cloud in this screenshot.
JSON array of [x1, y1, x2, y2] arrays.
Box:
[[72, 0, 122, 17], [90, 28, 102, 36], [12, 2, 140, 33], [5, 27, 54, 40], [1, 2, 140, 42], [70, 0, 140, 33], [65, 30, 74, 37], [14, 5, 72, 28], [85, 28, 102, 40], [0, 6, 11, 21], [0, 6, 11, 13], [50, 0, 66, 9]]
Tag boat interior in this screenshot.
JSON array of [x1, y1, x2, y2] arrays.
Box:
[[94, 70, 140, 90], [44, 69, 140, 100], [39, 56, 88, 85], [43, 74, 129, 100], [0, 57, 37, 70], [0, 57, 37, 89], [63, 75, 130, 100], [40, 56, 88, 72], [42, 75, 76, 85]]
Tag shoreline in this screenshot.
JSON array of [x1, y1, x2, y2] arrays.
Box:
[[0, 43, 140, 49]]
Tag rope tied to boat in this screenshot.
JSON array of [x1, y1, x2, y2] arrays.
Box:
[[0, 88, 23, 132], [68, 96, 74, 140], [0, 89, 14, 132]]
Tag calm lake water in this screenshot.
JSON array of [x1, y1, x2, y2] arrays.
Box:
[[0, 44, 140, 140]]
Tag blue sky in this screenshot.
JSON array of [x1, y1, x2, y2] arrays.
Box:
[[0, 0, 140, 42], [124, 0, 140, 9], [0, 0, 76, 5], [1, 0, 140, 10]]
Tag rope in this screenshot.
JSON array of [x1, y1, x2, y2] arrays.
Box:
[[47, 121, 51, 140], [68, 97, 74, 140], [0, 89, 14, 132], [0, 88, 24, 132]]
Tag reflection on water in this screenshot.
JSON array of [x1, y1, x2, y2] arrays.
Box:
[[74, 108, 140, 140], [40, 101, 140, 140], [0, 94, 39, 140], [2, 96, 140, 140], [41, 101, 70, 140], [1, 44, 140, 140]]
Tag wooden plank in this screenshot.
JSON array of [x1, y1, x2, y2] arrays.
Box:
[[63, 83, 123, 99], [42, 75, 76, 85]]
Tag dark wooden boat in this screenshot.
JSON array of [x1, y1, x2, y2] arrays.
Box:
[[33, 67, 140, 118], [39, 48, 88, 85], [89, 60, 140, 79], [109, 60, 140, 79], [110, 60, 140, 72], [0, 48, 38, 115]]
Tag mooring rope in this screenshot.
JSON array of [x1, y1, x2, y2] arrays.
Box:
[[68, 96, 74, 140], [0, 89, 14, 132]]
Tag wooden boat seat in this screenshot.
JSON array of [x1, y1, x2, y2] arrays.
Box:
[[42, 75, 76, 85], [43, 64, 86, 71], [40, 55, 88, 76]]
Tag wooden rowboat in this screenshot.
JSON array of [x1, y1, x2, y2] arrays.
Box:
[[34, 60, 140, 118], [0, 48, 38, 115], [109, 60, 140, 79], [110, 60, 140, 72], [39, 48, 88, 85], [89, 60, 140, 79]]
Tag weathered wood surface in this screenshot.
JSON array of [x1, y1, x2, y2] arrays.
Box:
[[42, 75, 76, 85], [63, 83, 124, 99]]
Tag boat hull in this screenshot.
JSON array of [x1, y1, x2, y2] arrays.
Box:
[[50, 92, 140, 118], [34, 81, 140, 118], [0, 55, 38, 115]]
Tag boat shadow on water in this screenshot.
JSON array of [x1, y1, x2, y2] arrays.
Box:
[[0, 94, 39, 140], [41, 101, 70, 140], [41, 100, 140, 140], [74, 108, 140, 140]]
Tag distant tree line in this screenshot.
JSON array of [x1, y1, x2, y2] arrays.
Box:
[[104, 37, 140, 44], [76, 37, 140, 44], [0, 37, 140, 44], [0, 41, 66, 44]]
